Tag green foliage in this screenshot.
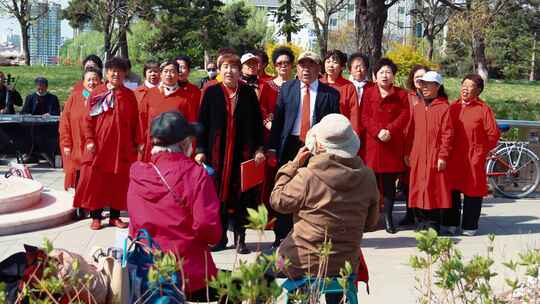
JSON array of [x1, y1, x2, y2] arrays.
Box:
[[245, 204, 270, 232], [59, 31, 104, 66], [145, 0, 268, 66], [410, 229, 540, 303], [486, 3, 538, 80], [0, 282, 6, 304], [271, 0, 304, 41], [385, 43, 438, 86], [264, 41, 304, 75], [148, 252, 182, 284]]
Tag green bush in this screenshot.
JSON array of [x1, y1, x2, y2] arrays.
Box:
[[410, 229, 540, 303], [386, 43, 438, 87]]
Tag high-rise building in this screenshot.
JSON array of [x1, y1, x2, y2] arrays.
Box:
[[28, 1, 61, 65], [385, 0, 421, 45]]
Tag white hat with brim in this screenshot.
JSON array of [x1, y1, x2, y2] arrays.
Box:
[[307, 114, 360, 158], [297, 51, 322, 65], [419, 71, 443, 85], [241, 53, 259, 65]]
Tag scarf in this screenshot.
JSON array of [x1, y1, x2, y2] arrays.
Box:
[[144, 80, 157, 88], [241, 75, 259, 88], [159, 82, 179, 97], [89, 83, 115, 117]]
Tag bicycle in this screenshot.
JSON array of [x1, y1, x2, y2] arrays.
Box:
[[485, 125, 540, 198]]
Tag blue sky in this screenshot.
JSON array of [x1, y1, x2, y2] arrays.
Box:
[[0, 0, 73, 42]]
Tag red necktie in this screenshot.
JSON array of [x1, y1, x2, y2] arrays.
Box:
[[300, 83, 310, 142]]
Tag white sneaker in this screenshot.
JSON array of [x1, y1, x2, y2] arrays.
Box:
[[462, 229, 477, 236]]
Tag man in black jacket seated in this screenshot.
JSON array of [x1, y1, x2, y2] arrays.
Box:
[[0, 71, 23, 114], [20, 77, 60, 165]]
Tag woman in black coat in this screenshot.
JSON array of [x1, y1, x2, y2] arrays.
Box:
[[195, 53, 265, 254]]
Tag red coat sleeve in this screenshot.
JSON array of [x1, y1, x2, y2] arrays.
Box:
[[386, 91, 410, 136], [59, 94, 74, 149], [437, 109, 454, 161], [191, 171, 222, 245], [82, 108, 96, 146], [404, 104, 416, 157], [483, 105, 500, 151]]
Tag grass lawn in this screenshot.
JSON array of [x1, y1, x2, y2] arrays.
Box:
[[1, 65, 539, 120]]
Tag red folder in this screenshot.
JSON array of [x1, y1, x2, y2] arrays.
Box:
[[240, 159, 265, 192]]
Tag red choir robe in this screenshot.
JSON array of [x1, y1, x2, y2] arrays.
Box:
[[446, 98, 500, 197], [59, 86, 87, 190], [259, 71, 274, 82], [178, 81, 202, 119], [73, 84, 141, 211], [258, 78, 281, 208], [134, 84, 152, 104], [320, 75, 361, 135], [360, 85, 410, 173], [406, 97, 454, 210], [138, 87, 195, 162]]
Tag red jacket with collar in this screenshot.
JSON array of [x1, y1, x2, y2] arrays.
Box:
[[128, 152, 222, 293]]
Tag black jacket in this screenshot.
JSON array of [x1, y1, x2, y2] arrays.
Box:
[[0, 86, 23, 114], [196, 83, 264, 183], [268, 79, 340, 161], [21, 92, 60, 115]]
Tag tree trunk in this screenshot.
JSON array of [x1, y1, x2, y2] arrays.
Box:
[[355, 0, 388, 64], [118, 28, 129, 59], [427, 35, 434, 61], [286, 0, 292, 43], [530, 32, 537, 81], [472, 30, 489, 82], [320, 20, 329, 58], [19, 21, 31, 66]]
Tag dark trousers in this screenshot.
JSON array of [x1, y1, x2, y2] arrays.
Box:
[[273, 135, 303, 243], [90, 208, 120, 220], [376, 173, 399, 216], [415, 208, 441, 231], [443, 191, 483, 230]]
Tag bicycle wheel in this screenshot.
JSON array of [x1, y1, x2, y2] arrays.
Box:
[[486, 146, 540, 198]]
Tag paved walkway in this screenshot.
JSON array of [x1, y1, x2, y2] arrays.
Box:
[[1, 163, 539, 303]]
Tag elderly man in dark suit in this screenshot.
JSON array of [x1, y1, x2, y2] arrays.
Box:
[[268, 51, 341, 248]]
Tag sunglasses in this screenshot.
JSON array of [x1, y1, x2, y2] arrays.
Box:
[[207, 68, 217, 72], [275, 61, 291, 67]]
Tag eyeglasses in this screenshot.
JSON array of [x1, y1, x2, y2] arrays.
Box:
[[275, 61, 291, 67]]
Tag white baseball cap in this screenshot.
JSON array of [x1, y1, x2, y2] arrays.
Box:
[[419, 71, 443, 85], [240, 53, 259, 65]]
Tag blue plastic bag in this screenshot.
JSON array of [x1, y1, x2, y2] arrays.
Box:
[[122, 229, 185, 304]]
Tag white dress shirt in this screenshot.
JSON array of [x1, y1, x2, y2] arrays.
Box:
[[291, 79, 319, 136], [351, 78, 368, 105]]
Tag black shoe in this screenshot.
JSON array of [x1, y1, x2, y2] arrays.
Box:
[[384, 214, 397, 234], [22, 154, 38, 164], [236, 241, 250, 254], [73, 208, 87, 220], [211, 238, 228, 252], [234, 232, 251, 254]]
